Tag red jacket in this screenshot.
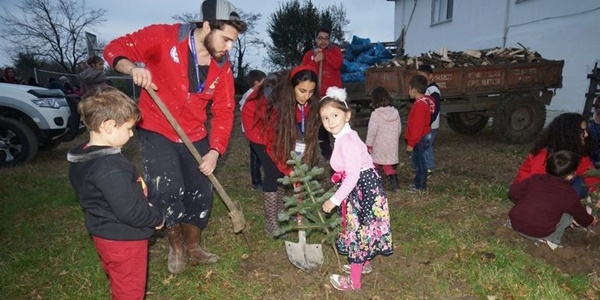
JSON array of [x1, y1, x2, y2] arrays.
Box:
[[509, 174, 593, 238], [302, 45, 343, 96], [513, 147, 600, 192], [242, 95, 307, 175], [405, 95, 434, 147], [103, 23, 236, 155], [241, 90, 266, 145]]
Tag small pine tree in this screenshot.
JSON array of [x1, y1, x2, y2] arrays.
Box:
[[275, 151, 341, 245]]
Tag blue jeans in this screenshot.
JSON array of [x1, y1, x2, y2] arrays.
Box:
[[571, 176, 588, 199], [411, 134, 432, 190], [424, 129, 437, 170]]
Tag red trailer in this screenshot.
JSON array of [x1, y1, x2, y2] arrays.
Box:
[[363, 60, 564, 143]]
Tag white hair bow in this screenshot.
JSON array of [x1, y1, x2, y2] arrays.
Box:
[[321, 86, 348, 108]]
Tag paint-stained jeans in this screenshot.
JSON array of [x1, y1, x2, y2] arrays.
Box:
[[137, 129, 213, 228]]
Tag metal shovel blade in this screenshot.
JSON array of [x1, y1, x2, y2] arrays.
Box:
[[285, 229, 323, 271]]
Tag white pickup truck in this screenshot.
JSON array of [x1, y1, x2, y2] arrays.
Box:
[[0, 83, 84, 167]]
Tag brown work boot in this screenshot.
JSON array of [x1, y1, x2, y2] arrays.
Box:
[[181, 223, 219, 265], [166, 224, 187, 274]]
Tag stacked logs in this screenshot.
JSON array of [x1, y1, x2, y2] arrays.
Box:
[[372, 45, 549, 69]]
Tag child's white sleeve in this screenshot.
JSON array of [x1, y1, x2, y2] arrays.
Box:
[[330, 196, 342, 206]]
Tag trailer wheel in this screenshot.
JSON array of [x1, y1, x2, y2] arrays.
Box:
[[492, 94, 546, 144], [446, 112, 489, 134], [0, 117, 39, 167]]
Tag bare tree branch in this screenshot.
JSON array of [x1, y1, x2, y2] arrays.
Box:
[[0, 0, 106, 73]]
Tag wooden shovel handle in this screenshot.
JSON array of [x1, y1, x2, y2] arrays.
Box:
[[317, 61, 323, 93], [293, 182, 303, 226]]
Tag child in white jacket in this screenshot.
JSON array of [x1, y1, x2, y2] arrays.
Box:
[[365, 86, 402, 191]]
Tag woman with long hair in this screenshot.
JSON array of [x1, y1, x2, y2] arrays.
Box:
[[241, 65, 321, 236]]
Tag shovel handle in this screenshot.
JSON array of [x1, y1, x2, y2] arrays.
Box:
[[293, 182, 303, 226], [317, 61, 323, 93]]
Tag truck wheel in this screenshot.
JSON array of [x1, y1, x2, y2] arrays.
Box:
[[0, 117, 39, 167], [492, 94, 546, 144], [446, 112, 489, 134]]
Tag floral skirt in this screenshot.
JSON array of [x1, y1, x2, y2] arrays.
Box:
[[335, 168, 393, 263]]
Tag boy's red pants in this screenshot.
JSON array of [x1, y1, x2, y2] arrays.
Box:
[[93, 236, 148, 300]]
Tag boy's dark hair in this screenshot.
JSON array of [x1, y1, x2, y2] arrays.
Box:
[[316, 27, 331, 36], [371, 86, 393, 109], [546, 150, 580, 178], [409, 75, 428, 94], [418, 64, 434, 74], [246, 70, 266, 86]]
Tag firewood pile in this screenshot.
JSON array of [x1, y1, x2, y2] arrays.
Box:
[[372, 45, 550, 69]]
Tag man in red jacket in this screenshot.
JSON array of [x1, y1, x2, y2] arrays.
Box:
[[302, 27, 343, 97], [103, 0, 246, 274], [302, 27, 343, 160]]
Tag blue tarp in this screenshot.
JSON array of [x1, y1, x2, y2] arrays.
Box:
[[342, 36, 393, 83]]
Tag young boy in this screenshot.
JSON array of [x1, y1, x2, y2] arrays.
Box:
[[508, 150, 597, 249], [405, 75, 435, 192], [239, 69, 267, 190], [68, 87, 164, 299], [417, 64, 441, 177]]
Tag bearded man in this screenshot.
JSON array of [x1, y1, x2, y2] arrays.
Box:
[[103, 0, 247, 274]]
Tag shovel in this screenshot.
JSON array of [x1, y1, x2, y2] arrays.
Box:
[[285, 183, 323, 270], [145, 88, 251, 249]]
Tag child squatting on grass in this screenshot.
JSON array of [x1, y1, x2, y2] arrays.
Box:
[[67, 87, 165, 299], [508, 150, 598, 250], [320, 86, 394, 291]]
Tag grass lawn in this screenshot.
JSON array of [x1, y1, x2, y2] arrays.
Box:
[[1, 112, 599, 299]]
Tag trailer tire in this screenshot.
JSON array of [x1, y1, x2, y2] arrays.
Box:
[[446, 112, 489, 134], [492, 94, 546, 144], [0, 117, 39, 167]]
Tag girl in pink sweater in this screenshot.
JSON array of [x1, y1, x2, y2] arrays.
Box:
[[320, 87, 393, 291], [366, 86, 402, 191]]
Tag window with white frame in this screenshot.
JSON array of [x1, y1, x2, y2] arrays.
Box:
[[431, 0, 453, 24]]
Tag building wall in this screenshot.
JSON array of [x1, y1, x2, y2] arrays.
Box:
[[391, 0, 600, 112]]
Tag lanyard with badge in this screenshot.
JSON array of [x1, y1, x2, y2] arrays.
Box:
[[190, 30, 205, 93], [295, 104, 306, 155]]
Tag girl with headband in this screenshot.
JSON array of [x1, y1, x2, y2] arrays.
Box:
[[320, 86, 393, 291]]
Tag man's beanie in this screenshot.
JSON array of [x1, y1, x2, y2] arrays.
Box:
[[200, 0, 240, 21]]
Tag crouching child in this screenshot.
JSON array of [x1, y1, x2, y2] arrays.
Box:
[[508, 150, 597, 250]]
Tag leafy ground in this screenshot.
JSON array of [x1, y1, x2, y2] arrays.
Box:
[[1, 110, 600, 299]]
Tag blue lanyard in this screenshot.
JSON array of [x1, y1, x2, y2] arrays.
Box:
[[189, 30, 205, 93], [299, 104, 305, 135]]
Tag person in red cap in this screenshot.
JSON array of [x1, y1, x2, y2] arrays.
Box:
[[241, 65, 322, 237], [103, 0, 247, 275]]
